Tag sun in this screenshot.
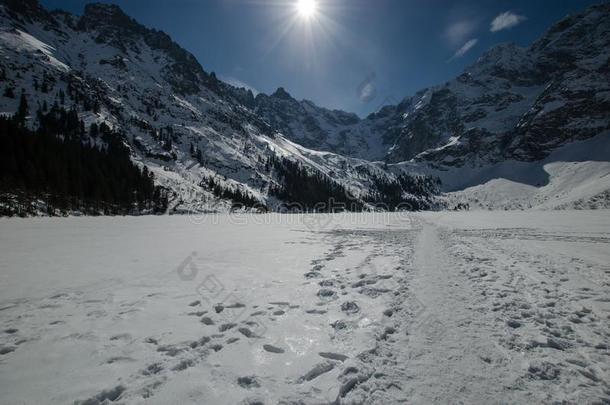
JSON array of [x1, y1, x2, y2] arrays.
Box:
[[296, 0, 317, 19]]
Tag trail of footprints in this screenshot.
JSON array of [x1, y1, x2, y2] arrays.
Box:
[[446, 229, 610, 403], [292, 229, 421, 403], [2, 227, 426, 404], [99, 228, 419, 404]]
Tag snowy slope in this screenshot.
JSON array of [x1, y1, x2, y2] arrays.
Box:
[[0, 0, 438, 213], [0, 0, 608, 214], [384, 3, 610, 165], [253, 87, 390, 161], [430, 132, 610, 210]]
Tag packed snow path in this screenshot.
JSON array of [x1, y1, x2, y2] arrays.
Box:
[[0, 211, 608, 404]]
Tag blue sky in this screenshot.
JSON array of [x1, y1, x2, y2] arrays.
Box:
[[42, 0, 599, 116]]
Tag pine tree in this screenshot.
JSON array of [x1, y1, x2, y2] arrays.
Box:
[[16, 90, 28, 126], [4, 86, 15, 98], [89, 122, 99, 138]]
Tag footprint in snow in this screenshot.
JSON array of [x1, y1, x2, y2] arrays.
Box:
[[317, 289, 338, 300], [109, 333, 132, 341], [238, 327, 257, 338], [237, 376, 260, 389], [188, 310, 207, 316], [219, 323, 237, 332], [189, 336, 211, 349], [172, 359, 194, 371], [0, 346, 16, 355], [201, 316, 215, 325], [340, 301, 360, 314], [105, 356, 136, 364], [74, 385, 125, 405], [250, 311, 266, 316], [298, 361, 335, 383], [319, 352, 349, 362], [225, 303, 246, 309], [141, 363, 163, 376], [263, 344, 285, 354]]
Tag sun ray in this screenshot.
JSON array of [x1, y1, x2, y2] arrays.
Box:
[[296, 0, 317, 19]]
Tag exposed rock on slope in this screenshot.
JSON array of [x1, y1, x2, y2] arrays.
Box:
[[0, 0, 439, 213]]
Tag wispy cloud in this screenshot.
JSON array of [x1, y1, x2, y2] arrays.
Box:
[[452, 38, 478, 59], [490, 11, 527, 32], [220, 76, 259, 95], [445, 20, 476, 46]]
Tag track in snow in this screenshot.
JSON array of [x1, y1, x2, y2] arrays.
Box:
[[0, 211, 608, 404]]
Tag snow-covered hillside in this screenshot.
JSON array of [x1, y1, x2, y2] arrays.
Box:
[[0, 0, 438, 214], [0, 0, 608, 214], [423, 132, 610, 210]]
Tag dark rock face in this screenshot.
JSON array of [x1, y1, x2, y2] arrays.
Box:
[[253, 89, 362, 153], [1, 0, 55, 26]]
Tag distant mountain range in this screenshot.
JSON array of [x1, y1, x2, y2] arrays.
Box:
[[253, 3, 610, 166], [0, 0, 608, 214]]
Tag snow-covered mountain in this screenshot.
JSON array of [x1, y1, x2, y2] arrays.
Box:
[[248, 2, 610, 210], [0, 0, 439, 213], [0, 0, 608, 214], [390, 3, 610, 166], [256, 3, 609, 168], [252, 87, 391, 160]]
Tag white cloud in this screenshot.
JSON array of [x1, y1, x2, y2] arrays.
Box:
[[445, 20, 476, 46], [452, 38, 478, 59], [490, 11, 527, 32], [358, 82, 376, 103], [357, 73, 377, 103], [220, 76, 259, 95]]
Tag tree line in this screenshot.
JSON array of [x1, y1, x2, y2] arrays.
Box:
[[266, 155, 439, 212], [0, 94, 168, 216], [267, 155, 364, 212]]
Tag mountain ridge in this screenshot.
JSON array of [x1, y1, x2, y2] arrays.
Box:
[[0, 0, 608, 215], [250, 2, 610, 165], [0, 0, 441, 215]]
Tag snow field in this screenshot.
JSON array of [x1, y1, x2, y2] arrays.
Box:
[[0, 211, 608, 404]]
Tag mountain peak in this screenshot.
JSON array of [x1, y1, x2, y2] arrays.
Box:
[[74, 2, 210, 95], [0, 0, 52, 23], [80, 2, 139, 31], [83, 3, 124, 19], [272, 87, 293, 100], [471, 42, 526, 69], [531, 2, 610, 55], [84, 2, 124, 15]]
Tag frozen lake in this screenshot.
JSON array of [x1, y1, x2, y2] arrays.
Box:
[[0, 211, 609, 404]]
